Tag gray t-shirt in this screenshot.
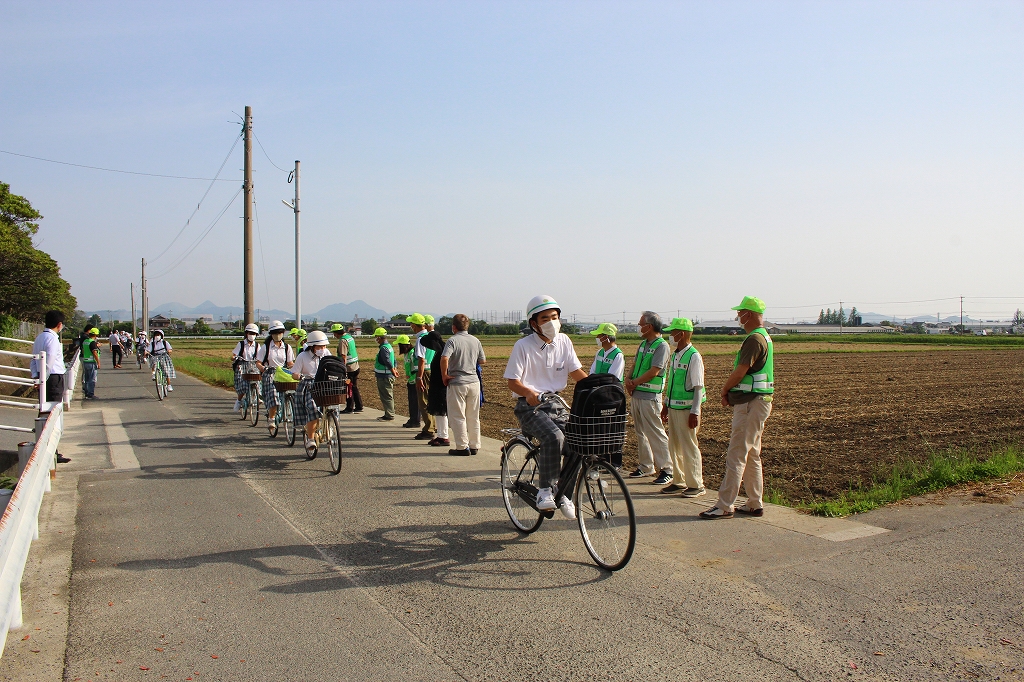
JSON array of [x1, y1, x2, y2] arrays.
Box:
[[630, 337, 670, 401], [441, 332, 486, 385]]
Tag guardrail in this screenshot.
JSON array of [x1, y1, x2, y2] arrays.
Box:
[[0, 403, 62, 655], [0, 336, 46, 432]]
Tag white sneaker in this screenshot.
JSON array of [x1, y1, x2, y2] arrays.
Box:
[[166, 385, 173, 392], [233, 400, 241, 412], [536, 487, 556, 511], [558, 495, 576, 520]]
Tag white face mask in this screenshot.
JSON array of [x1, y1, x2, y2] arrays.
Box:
[[313, 346, 326, 357], [540, 319, 561, 339], [596, 337, 602, 346], [272, 333, 284, 342]]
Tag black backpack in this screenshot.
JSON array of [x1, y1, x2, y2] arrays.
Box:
[[313, 355, 348, 384], [566, 374, 627, 460]]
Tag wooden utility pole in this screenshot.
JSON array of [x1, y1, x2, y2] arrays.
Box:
[[243, 105, 254, 325], [131, 283, 137, 340], [141, 258, 148, 336]]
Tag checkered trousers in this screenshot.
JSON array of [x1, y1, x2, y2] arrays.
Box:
[[293, 377, 321, 427], [513, 397, 569, 489]]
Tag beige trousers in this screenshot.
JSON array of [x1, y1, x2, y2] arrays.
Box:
[[417, 369, 434, 434], [446, 382, 481, 450], [667, 408, 703, 489], [632, 394, 672, 475], [716, 397, 773, 512]]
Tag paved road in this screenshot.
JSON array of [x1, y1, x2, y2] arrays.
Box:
[[3, 365, 1023, 680]]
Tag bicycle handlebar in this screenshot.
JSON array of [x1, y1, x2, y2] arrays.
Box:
[[535, 392, 570, 411]]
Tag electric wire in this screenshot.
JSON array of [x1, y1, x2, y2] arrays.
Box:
[[0, 148, 240, 181], [150, 187, 242, 279], [253, 133, 289, 173], [149, 132, 242, 263]]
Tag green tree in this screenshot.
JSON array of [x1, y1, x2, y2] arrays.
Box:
[[0, 182, 76, 322], [437, 316, 454, 330], [361, 318, 378, 335], [192, 319, 212, 335], [1013, 309, 1024, 326]]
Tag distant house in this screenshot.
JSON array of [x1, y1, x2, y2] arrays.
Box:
[[384, 321, 412, 333], [149, 315, 171, 330]]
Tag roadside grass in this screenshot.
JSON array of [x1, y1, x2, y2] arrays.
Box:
[[802, 444, 1024, 517], [174, 356, 235, 390]]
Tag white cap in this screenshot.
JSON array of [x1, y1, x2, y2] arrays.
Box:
[[306, 330, 330, 346], [244, 323, 260, 334], [526, 295, 560, 319], [268, 320, 286, 332]]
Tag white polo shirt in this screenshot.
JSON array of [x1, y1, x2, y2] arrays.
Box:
[[503, 333, 582, 396], [292, 347, 329, 379]]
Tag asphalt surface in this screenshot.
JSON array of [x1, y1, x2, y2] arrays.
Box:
[[2, 363, 1023, 680]]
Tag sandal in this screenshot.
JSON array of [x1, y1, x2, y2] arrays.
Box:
[[735, 506, 764, 517], [698, 506, 734, 520]]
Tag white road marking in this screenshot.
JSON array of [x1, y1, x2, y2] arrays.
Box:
[[101, 408, 140, 470]]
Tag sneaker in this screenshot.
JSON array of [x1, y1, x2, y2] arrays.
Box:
[[167, 385, 173, 392], [735, 505, 764, 516], [558, 496, 576, 520], [660, 483, 686, 494], [698, 506, 733, 520], [536, 487, 556, 511], [340, 408, 355, 414], [401, 421, 419, 428], [627, 468, 653, 478], [430, 438, 450, 447], [469, 449, 478, 456], [681, 487, 707, 498], [233, 400, 241, 412], [304, 438, 318, 458], [376, 415, 395, 421], [353, 408, 364, 413], [56, 455, 71, 464], [414, 432, 434, 440], [448, 448, 471, 456], [652, 470, 672, 485]]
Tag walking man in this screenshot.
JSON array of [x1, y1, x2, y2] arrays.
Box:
[[30, 311, 71, 463], [108, 328, 123, 368], [372, 328, 398, 421], [332, 324, 364, 413], [624, 311, 673, 485], [407, 313, 434, 440], [589, 323, 624, 381], [700, 296, 774, 520], [440, 314, 486, 456], [659, 317, 706, 497], [81, 327, 101, 399]]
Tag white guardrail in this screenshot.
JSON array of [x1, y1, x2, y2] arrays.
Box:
[[0, 336, 80, 656]]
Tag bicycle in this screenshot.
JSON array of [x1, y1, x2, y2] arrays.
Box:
[[152, 356, 168, 400], [238, 362, 262, 427], [271, 378, 299, 441], [136, 347, 145, 370], [309, 379, 346, 475], [500, 393, 636, 571]]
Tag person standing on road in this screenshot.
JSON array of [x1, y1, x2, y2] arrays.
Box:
[[395, 335, 420, 428], [421, 326, 450, 447], [624, 311, 673, 485], [589, 322, 624, 381], [290, 330, 331, 456], [256, 321, 295, 434], [30, 311, 71, 463], [81, 327, 101, 399], [231, 323, 261, 412], [503, 295, 588, 515], [407, 314, 435, 440], [659, 317, 707, 498], [372, 328, 398, 421], [331, 324, 363, 414], [700, 296, 774, 520], [148, 330, 176, 392], [441, 314, 486, 456], [108, 329, 123, 368]]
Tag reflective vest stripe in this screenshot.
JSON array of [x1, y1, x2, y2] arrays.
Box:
[[631, 337, 666, 393]]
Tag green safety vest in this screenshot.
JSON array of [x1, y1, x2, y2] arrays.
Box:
[[666, 345, 707, 410], [403, 350, 416, 384], [630, 337, 667, 393], [374, 342, 395, 374], [340, 334, 359, 365], [82, 338, 97, 362], [593, 346, 622, 378], [730, 328, 775, 395]]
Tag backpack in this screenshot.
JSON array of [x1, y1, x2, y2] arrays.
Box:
[[566, 374, 627, 459], [313, 355, 348, 385]]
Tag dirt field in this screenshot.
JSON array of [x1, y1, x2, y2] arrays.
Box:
[[172, 337, 1024, 503]]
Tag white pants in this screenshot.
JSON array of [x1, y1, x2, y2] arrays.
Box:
[[667, 408, 703, 489], [435, 414, 449, 440], [632, 394, 671, 474], [446, 382, 481, 450], [716, 398, 772, 512]]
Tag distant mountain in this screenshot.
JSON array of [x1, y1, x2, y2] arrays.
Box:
[[311, 300, 388, 322]]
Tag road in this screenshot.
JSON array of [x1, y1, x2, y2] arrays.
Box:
[[2, 364, 1022, 680]]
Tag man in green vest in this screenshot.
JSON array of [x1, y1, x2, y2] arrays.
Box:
[[331, 323, 363, 413], [700, 296, 774, 519], [407, 313, 434, 440], [659, 317, 706, 497], [588, 323, 624, 381], [624, 311, 673, 484], [395, 334, 420, 428], [81, 327, 101, 399], [372, 328, 398, 421]]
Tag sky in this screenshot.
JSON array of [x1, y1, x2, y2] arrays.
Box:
[[2, 0, 1022, 323]]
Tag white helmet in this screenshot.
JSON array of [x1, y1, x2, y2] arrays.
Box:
[[526, 295, 560, 319], [244, 323, 260, 334], [268, 320, 286, 333], [306, 330, 330, 346]]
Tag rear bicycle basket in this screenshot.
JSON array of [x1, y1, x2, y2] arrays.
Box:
[[310, 379, 348, 407], [564, 413, 627, 457], [239, 361, 261, 381]]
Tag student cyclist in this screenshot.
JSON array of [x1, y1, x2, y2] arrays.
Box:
[[148, 330, 176, 392], [290, 330, 332, 456], [231, 323, 261, 412], [588, 322, 624, 381], [256, 321, 295, 434], [503, 295, 588, 516]]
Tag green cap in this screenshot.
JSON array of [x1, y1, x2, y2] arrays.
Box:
[[589, 322, 618, 337], [424, 315, 435, 325], [663, 317, 694, 332], [395, 334, 411, 344], [297, 329, 308, 338], [406, 313, 426, 325], [329, 323, 344, 332], [88, 327, 100, 335], [373, 327, 388, 337], [289, 327, 300, 335], [731, 296, 766, 314]]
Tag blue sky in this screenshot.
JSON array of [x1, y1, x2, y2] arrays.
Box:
[[2, 1, 1022, 322]]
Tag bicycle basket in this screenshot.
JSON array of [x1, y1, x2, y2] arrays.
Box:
[[274, 381, 299, 393], [239, 361, 261, 381], [310, 379, 348, 407], [564, 413, 627, 457]]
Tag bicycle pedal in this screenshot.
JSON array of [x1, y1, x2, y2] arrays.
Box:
[[541, 510, 555, 519]]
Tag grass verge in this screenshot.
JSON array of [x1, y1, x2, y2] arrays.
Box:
[[805, 445, 1024, 517], [174, 356, 235, 390]]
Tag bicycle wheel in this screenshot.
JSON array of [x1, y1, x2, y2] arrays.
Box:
[[575, 459, 636, 571], [501, 441, 544, 533], [283, 395, 296, 446], [155, 368, 164, 401], [240, 390, 249, 420], [326, 411, 342, 475], [249, 384, 260, 426]]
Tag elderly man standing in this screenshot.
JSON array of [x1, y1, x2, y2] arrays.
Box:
[[624, 311, 672, 485], [700, 296, 774, 520], [659, 317, 706, 498], [407, 313, 435, 440], [440, 314, 486, 456]]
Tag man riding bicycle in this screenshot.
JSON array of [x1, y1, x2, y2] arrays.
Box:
[[503, 295, 588, 516]]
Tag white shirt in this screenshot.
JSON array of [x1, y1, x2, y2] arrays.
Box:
[[292, 348, 329, 379], [503, 333, 582, 396], [590, 345, 625, 381], [150, 338, 172, 354], [109, 333, 121, 347], [30, 328, 65, 378], [669, 344, 705, 417], [233, 338, 258, 361], [413, 330, 428, 361], [260, 340, 294, 368]]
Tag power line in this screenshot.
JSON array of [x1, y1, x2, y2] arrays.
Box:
[[0, 148, 240, 181], [253, 133, 289, 173], [149, 133, 242, 263], [150, 187, 242, 279]]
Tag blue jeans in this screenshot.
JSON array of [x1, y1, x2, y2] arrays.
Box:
[[83, 362, 97, 397]]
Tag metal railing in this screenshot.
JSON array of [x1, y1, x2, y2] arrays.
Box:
[[0, 336, 80, 434]]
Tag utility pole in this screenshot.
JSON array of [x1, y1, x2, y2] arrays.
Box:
[[839, 301, 843, 334], [131, 283, 137, 340], [243, 105, 254, 325], [283, 160, 301, 330], [141, 258, 148, 337], [960, 295, 964, 334]]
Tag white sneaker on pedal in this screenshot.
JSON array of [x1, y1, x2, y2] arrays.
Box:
[[536, 487, 556, 511], [166, 385, 173, 392], [558, 495, 576, 520], [233, 400, 241, 412]]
